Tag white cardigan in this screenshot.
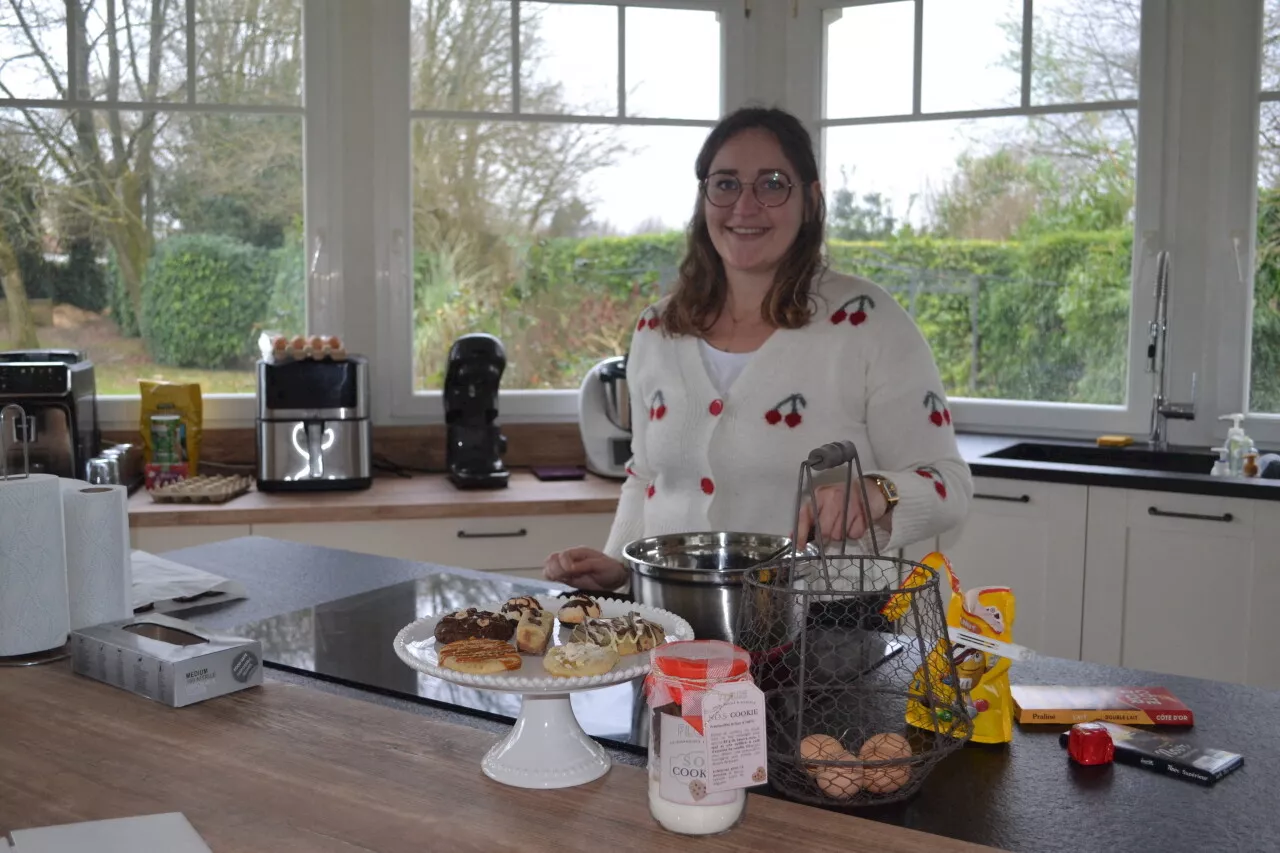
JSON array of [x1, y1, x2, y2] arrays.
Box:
[[602, 268, 973, 559]]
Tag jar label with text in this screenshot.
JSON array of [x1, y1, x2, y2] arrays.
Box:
[[658, 714, 739, 806]]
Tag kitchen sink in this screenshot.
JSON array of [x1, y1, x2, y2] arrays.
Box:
[[982, 442, 1217, 476]]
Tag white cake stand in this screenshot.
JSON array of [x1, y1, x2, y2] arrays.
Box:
[[393, 595, 693, 789]]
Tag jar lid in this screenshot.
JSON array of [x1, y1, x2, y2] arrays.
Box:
[[651, 640, 750, 681]]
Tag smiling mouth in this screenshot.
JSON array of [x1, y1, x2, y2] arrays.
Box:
[[727, 226, 769, 237]]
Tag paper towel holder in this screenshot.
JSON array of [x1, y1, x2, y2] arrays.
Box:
[[1, 403, 30, 481]]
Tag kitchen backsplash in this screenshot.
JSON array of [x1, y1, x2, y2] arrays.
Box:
[[101, 423, 588, 474]]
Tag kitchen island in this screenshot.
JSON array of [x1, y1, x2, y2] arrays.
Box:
[[5, 537, 1275, 852]]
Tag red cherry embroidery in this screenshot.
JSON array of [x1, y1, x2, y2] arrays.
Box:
[[649, 390, 667, 421], [636, 307, 660, 331], [625, 465, 637, 477], [709, 399, 724, 416], [646, 483, 655, 499], [924, 391, 948, 428], [700, 477, 715, 495], [636, 317, 646, 331], [915, 466, 948, 500], [647, 316, 659, 329], [832, 295, 874, 328], [765, 394, 806, 427]]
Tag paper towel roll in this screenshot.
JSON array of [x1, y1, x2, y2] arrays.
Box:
[[0, 473, 70, 657], [61, 480, 132, 631]]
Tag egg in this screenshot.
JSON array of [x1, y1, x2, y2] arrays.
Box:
[[799, 734, 850, 775], [815, 766, 864, 801], [858, 732, 913, 794], [308, 335, 324, 350], [271, 336, 287, 352], [327, 335, 342, 349], [290, 335, 307, 349]]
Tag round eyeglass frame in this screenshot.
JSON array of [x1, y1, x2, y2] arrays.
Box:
[[700, 171, 796, 208]]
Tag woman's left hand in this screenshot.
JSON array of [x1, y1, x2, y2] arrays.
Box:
[[795, 478, 891, 545]]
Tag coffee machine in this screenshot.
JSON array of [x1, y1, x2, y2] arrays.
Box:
[[0, 349, 99, 478], [443, 333, 509, 489], [578, 355, 630, 479], [255, 355, 373, 491]]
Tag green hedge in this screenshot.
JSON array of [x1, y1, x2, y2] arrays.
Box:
[[140, 234, 274, 368]]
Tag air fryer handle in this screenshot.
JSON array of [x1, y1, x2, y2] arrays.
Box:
[[305, 421, 324, 478]]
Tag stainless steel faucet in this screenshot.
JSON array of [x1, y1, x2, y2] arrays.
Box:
[[1147, 250, 1196, 449]]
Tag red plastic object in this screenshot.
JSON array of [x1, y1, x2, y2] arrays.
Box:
[[1067, 722, 1116, 766]]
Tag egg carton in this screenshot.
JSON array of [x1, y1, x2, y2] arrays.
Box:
[[149, 474, 254, 504]]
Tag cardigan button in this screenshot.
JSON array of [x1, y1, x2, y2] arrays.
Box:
[[701, 477, 715, 495], [709, 399, 724, 416]]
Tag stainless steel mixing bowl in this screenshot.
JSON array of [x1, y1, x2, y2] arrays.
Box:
[[622, 531, 814, 643]]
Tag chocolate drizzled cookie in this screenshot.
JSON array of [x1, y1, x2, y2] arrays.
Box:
[[433, 607, 515, 645], [570, 611, 665, 656], [499, 595, 543, 622]]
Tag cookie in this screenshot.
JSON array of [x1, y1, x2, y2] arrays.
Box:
[[499, 595, 543, 622], [556, 595, 601, 625], [858, 732, 912, 794], [514, 608, 555, 655], [542, 642, 619, 677], [433, 608, 514, 645], [438, 639, 523, 675], [571, 612, 665, 656]]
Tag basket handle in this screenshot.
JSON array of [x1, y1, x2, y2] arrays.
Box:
[[806, 441, 858, 472]]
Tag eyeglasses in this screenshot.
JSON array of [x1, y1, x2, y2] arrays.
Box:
[[700, 171, 795, 208]]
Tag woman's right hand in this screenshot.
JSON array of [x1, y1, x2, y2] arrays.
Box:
[[543, 546, 628, 592]]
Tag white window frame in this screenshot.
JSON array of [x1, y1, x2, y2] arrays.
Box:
[[373, 0, 748, 425], [786, 0, 1169, 441], [0, 0, 336, 431]]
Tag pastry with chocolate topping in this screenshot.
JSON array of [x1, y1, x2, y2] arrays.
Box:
[[571, 611, 666, 656], [556, 594, 601, 625], [499, 595, 543, 621], [438, 638, 523, 674], [514, 608, 555, 654], [433, 607, 515, 645]]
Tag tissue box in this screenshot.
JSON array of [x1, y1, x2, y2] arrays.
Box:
[[70, 613, 262, 707]]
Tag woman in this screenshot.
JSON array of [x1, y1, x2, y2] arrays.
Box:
[[544, 107, 972, 591]]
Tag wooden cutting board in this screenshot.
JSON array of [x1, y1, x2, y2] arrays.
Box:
[[0, 666, 1000, 852]]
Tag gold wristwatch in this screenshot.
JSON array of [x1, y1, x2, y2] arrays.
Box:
[[866, 475, 900, 509]]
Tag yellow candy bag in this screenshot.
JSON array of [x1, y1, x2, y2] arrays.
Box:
[[904, 552, 1016, 745], [139, 380, 204, 488]]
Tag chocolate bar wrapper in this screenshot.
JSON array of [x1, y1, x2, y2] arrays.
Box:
[[1058, 721, 1243, 786]]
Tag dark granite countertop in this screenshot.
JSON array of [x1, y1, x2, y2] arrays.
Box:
[[165, 537, 1279, 853]]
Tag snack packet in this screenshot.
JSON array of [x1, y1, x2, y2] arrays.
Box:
[[139, 380, 204, 489], [904, 551, 1016, 745]]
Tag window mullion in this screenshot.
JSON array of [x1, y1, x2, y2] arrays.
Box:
[[1020, 0, 1032, 109], [512, 0, 522, 113], [617, 5, 626, 118], [911, 0, 922, 115], [186, 0, 196, 103]]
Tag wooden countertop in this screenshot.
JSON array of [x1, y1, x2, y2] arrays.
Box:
[[129, 471, 623, 528], [0, 665, 996, 852]]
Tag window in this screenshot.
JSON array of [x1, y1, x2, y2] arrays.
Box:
[[403, 0, 726, 403], [812, 0, 1142, 414], [0, 0, 306, 407], [1252, 0, 1280, 414]]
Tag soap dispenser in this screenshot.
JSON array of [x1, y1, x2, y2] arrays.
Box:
[[1220, 413, 1254, 476], [1210, 446, 1230, 477]]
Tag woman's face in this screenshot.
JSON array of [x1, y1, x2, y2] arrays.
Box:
[[703, 127, 809, 279]]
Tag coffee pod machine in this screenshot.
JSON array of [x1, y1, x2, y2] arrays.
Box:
[[0, 349, 99, 479], [443, 333, 509, 489], [255, 355, 373, 491]]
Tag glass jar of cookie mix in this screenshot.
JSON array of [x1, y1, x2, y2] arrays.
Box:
[[644, 640, 763, 835]]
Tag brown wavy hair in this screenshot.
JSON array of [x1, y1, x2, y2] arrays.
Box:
[[660, 107, 827, 336]]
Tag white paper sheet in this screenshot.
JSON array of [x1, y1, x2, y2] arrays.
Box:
[[9, 812, 212, 852], [131, 550, 247, 613]]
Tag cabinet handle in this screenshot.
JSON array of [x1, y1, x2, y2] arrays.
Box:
[[456, 528, 528, 539], [974, 493, 1031, 504], [1147, 507, 1234, 523]]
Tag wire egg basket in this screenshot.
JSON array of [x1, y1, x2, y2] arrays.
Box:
[[734, 441, 971, 807]]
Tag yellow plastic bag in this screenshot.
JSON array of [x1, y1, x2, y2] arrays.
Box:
[[139, 380, 203, 485], [904, 552, 1016, 745]]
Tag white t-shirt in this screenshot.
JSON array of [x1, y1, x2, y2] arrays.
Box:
[[697, 339, 755, 395]]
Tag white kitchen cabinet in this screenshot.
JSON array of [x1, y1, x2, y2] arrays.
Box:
[[1083, 487, 1280, 689], [250, 513, 616, 572], [935, 477, 1089, 660], [130, 524, 253, 554]]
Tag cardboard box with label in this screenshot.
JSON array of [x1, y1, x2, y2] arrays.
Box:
[[70, 613, 262, 707]]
